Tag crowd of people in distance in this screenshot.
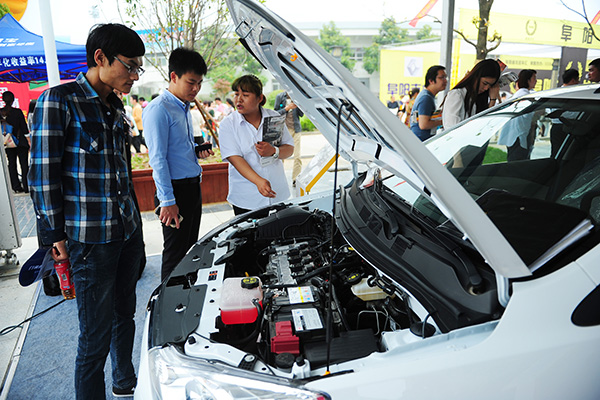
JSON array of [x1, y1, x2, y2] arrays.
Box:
[[380, 58, 600, 143]]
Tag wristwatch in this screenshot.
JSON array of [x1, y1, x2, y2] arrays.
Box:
[[273, 146, 280, 159]]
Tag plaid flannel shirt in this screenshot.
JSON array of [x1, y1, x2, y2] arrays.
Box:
[[29, 73, 140, 245]]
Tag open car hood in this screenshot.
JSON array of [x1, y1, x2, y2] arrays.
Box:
[[226, 0, 531, 278]]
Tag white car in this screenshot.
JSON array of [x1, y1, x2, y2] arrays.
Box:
[[135, 1, 600, 398]]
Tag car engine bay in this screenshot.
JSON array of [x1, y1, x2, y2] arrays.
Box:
[[151, 205, 443, 378]]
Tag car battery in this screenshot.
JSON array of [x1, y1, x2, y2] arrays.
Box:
[[270, 285, 325, 343], [220, 277, 263, 325]]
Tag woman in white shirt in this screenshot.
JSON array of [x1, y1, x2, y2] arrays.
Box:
[[219, 75, 295, 215], [510, 69, 537, 99], [442, 59, 502, 130]]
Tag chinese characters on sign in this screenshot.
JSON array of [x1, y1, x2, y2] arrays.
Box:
[[560, 23, 597, 46], [0, 56, 45, 68], [387, 83, 422, 97]]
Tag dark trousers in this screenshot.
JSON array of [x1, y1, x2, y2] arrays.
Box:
[[131, 134, 147, 153], [68, 226, 144, 400], [159, 178, 202, 281], [6, 146, 29, 191]]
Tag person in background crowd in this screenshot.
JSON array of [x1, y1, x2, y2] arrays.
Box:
[[387, 95, 399, 115], [214, 97, 227, 115], [143, 47, 213, 281], [28, 23, 146, 399], [140, 96, 148, 107], [219, 75, 294, 216], [402, 87, 419, 127], [511, 69, 537, 99], [130, 94, 147, 153], [27, 99, 36, 130], [548, 68, 582, 157], [409, 65, 447, 141], [498, 69, 540, 161], [223, 97, 234, 117], [274, 91, 304, 186], [562, 68, 580, 86], [442, 59, 501, 130], [587, 58, 600, 83], [1, 91, 30, 193]]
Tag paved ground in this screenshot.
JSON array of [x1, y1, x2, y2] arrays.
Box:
[[0, 131, 352, 397]]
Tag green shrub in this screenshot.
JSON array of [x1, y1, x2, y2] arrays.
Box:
[[300, 115, 316, 132], [265, 90, 282, 110]]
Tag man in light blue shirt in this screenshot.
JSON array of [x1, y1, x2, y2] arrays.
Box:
[[143, 47, 212, 280]]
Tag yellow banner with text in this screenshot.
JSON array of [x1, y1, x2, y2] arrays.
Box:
[[458, 8, 600, 50]]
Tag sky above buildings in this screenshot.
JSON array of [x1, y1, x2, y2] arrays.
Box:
[[15, 0, 600, 45]]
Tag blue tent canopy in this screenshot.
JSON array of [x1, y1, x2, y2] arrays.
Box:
[[0, 13, 87, 83]]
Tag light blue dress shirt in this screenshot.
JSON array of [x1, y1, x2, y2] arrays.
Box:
[[143, 90, 202, 207]]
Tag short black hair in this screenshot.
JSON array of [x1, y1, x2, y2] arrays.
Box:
[[562, 68, 580, 85], [425, 65, 446, 87], [232, 75, 266, 107], [169, 47, 208, 78], [131, 94, 139, 102], [214, 97, 221, 101], [86, 23, 145, 68], [1, 90, 14, 106], [589, 58, 600, 69]]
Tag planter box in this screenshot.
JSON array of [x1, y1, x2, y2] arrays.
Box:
[[131, 162, 229, 212]]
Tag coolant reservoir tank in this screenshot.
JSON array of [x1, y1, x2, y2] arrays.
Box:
[[351, 277, 388, 301], [220, 277, 263, 325]]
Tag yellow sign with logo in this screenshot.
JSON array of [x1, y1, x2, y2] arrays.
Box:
[[458, 8, 600, 50], [380, 49, 556, 101], [379, 49, 442, 102]]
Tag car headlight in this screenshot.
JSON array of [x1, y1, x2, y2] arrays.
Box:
[[148, 345, 330, 400]]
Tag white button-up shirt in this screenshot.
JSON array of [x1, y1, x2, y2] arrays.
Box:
[[219, 108, 294, 210]]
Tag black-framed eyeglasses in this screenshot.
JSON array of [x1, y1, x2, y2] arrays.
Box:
[[113, 56, 145, 77]]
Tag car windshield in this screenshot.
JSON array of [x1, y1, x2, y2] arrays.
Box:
[[383, 96, 600, 269]]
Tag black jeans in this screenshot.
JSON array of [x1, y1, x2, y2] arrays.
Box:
[[6, 146, 29, 191], [157, 177, 202, 281]]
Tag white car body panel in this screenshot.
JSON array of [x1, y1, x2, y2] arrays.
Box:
[[134, 1, 600, 399]]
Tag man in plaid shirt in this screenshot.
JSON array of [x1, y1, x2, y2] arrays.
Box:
[[28, 24, 145, 399]]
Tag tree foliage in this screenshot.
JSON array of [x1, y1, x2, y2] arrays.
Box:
[[363, 16, 408, 75], [416, 25, 437, 41], [117, 0, 233, 81], [208, 39, 264, 84], [316, 22, 355, 71]]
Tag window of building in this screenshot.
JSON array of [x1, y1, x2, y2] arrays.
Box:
[[351, 47, 364, 61]]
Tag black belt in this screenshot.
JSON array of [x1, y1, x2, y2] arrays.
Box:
[[172, 175, 200, 185]]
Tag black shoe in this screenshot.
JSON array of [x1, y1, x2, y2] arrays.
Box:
[[112, 386, 135, 397]]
